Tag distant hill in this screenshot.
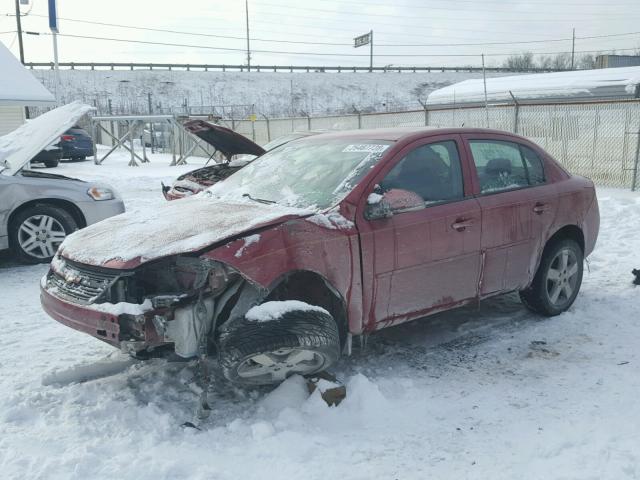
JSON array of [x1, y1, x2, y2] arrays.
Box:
[[30, 69, 511, 118]]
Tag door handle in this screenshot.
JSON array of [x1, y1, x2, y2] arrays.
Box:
[[452, 218, 474, 232], [533, 202, 548, 215]]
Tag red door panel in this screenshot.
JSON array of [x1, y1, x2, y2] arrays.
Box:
[[386, 198, 481, 322]]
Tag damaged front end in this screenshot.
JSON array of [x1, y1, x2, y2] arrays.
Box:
[[42, 254, 264, 358], [162, 164, 246, 200]]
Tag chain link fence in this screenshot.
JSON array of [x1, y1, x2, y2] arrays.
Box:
[[100, 97, 639, 190], [213, 99, 640, 190]]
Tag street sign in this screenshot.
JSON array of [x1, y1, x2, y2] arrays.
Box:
[[353, 32, 371, 48], [48, 0, 58, 33]]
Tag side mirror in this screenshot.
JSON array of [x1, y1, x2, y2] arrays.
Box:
[[365, 195, 393, 220], [365, 189, 425, 221]]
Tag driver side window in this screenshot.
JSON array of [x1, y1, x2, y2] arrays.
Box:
[[379, 140, 464, 204]]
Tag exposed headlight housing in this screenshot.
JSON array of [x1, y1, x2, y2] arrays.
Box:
[[87, 186, 115, 201]]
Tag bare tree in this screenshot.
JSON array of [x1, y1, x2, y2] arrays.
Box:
[[503, 52, 535, 70], [537, 55, 553, 70], [577, 53, 596, 70], [551, 53, 572, 70]]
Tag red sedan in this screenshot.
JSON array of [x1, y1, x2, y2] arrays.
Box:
[[41, 127, 599, 386]]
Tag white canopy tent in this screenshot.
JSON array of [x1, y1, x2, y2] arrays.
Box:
[[0, 41, 56, 135]]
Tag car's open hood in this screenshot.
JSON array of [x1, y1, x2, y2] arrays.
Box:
[[183, 119, 266, 159], [0, 102, 93, 176], [58, 195, 312, 269]]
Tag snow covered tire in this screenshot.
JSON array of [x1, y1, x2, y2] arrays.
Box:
[[218, 309, 341, 386], [519, 238, 584, 317]]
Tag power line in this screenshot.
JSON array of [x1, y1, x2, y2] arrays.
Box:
[[18, 13, 640, 49], [24, 13, 352, 46], [16, 11, 577, 42], [254, 0, 640, 9], [37, 32, 640, 57], [253, 0, 640, 19]]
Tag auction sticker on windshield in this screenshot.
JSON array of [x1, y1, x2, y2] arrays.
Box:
[[342, 144, 390, 153]]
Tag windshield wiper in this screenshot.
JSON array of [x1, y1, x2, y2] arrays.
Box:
[[242, 193, 276, 204]]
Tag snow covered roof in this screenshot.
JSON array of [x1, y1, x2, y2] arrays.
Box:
[[0, 41, 55, 106], [426, 67, 640, 106]]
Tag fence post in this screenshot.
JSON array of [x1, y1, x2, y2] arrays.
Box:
[[261, 114, 271, 142], [418, 99, 429, 126], [509, 90, 519, 134], [632, 126, 640, 192]]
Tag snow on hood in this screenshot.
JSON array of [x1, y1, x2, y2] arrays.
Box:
[[58, 196, 312, 267], [0, 102, 93, 176]]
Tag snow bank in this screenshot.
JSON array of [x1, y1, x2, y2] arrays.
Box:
[[427, 66, 640, 105], [245, 300, 329, 322]]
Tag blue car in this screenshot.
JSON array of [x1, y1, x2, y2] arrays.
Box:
[[59, 126, 93, 161]]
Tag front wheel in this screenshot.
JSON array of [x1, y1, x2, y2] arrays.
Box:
[[10, 205, 78, 263], [520, 238, 584, 316], [218, 306, 341, 386]]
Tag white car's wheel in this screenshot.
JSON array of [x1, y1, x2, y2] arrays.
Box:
[[10, 205, 77, 263]]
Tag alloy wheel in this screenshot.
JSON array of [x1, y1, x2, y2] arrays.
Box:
[[237, 348, 326, 382], [545, 247, 580, 308], [18, 214, 67, 259]]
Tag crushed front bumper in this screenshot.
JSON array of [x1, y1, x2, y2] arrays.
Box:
[[40, 284, 164, 350]]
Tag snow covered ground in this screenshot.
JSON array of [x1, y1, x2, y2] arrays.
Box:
[[1, 149, 640, 479]]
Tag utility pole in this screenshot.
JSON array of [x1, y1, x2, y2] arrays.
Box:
[[482, 54, 489, 128], [14, 0, 25, 64], [245, 0, 251, 72], [571, 28, 575, 70], [369, 30, 373, 73]]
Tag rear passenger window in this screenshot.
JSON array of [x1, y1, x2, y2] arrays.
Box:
[[469, 140, 545, 194]]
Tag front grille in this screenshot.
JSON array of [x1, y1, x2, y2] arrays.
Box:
[[48, 262, 121, 304]]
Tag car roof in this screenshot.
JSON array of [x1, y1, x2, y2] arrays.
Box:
[[305, 126, 525, 143]]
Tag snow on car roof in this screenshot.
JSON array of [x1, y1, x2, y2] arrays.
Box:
[[427, 66, 640, 106], [0, 42, 56, 105]]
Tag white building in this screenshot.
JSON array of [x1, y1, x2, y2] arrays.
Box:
[[0, 41, 56, 135], [427, 67, 640, 107]]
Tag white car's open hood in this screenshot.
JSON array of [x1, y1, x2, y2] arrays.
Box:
[[0, 102, 93, 176]]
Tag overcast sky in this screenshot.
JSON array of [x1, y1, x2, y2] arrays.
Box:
[[1, 0, 639, 68]]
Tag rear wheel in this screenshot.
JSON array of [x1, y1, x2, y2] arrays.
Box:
[[43, 159, 59, 168], [218, 307, 341, 386], [520, 238, 584, 316], [10, 205, 77, 263]]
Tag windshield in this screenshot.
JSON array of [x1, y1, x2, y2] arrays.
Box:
[[208, 139, 393, 210]]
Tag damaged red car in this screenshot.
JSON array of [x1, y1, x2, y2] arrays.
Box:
[[162, 121, 320, 200], [41, 127, 599, 386]]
